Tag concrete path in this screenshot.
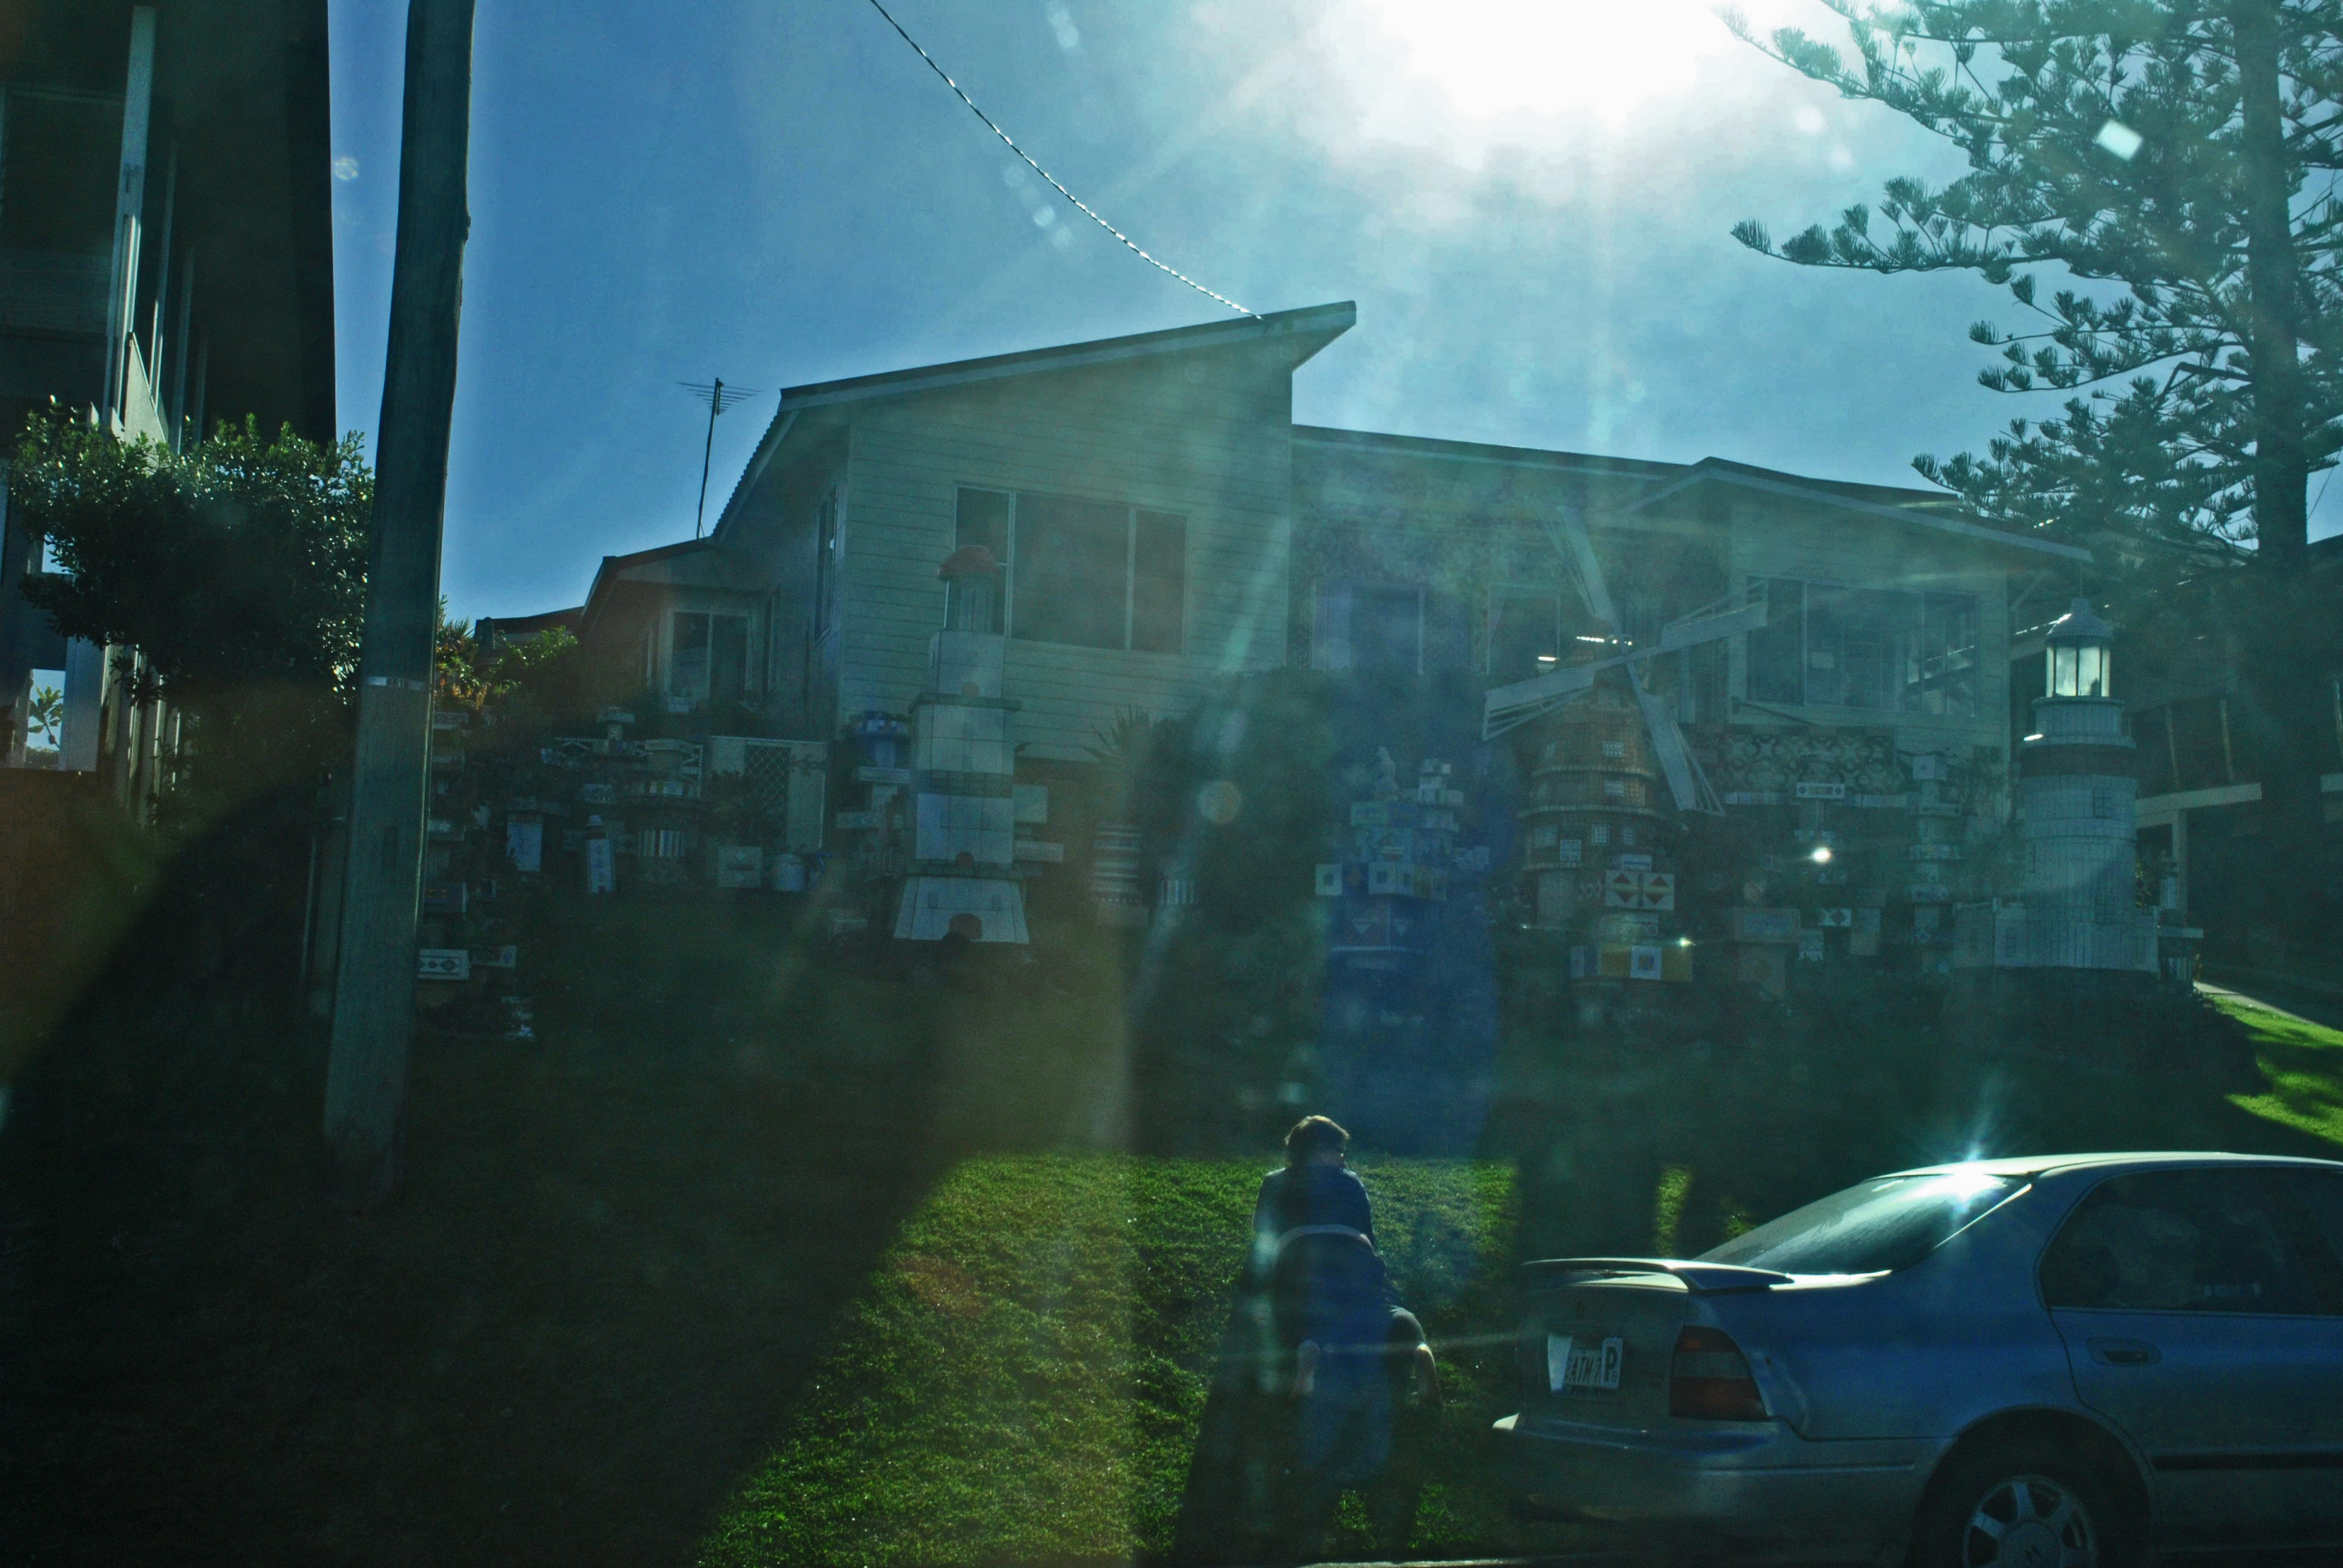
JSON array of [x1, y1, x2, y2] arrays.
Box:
[[2199, 976, 2343, 1035]]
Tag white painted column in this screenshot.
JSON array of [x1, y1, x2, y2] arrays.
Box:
[[99, 7, 157, 426], [59, 638, 104, 773]]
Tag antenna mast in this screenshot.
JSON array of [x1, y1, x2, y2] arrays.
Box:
[[680, 377, 761, 537]]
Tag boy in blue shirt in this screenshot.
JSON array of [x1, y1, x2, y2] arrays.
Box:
[[1252, 1116, 1440, 1542]]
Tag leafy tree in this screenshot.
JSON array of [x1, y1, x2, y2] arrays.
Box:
[[25, 683, 62, 753], [1731, 0, 2343, 947], [8, 404, 372, 823], [433, 602, 583, 717]]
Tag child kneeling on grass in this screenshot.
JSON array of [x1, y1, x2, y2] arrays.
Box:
[[1253, 1116, 1441, 1548]]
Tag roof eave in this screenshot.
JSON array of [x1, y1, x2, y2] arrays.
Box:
[[1627, 463, 2091, 562], [709, 301, 1355, 544]]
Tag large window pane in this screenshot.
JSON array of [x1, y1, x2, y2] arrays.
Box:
[[710, 614, 749, 704], [1748, 578, 1802, 704], [671, 612, 710, 698], [1702, 1171, 2022, 1274], [1131, 509, 1185, 653], [1833, 588, 1908, 711], [1489, 586, 1560, 678], [2040, 1169, 2325, 1314], [1, 93, 117, 255], [1910, 592, 1978, 716], [1351, 585, 1422, 675], [1013, 494, 1128, 649]]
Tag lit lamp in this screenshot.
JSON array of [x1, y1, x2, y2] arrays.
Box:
[[2045, 598, 2112, 699]]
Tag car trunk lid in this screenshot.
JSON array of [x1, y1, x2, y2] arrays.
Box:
[[1518, 1259, 1791, 1429]]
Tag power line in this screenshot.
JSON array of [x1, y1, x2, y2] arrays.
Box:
[[858, 0, 1257, 319]]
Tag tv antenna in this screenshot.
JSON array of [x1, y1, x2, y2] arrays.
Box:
[[680, 378, 762, 537]]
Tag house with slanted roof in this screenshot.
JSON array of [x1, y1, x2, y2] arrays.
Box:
[[542, 302, 2099, 960]]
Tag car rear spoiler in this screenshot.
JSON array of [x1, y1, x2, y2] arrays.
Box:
[[1522, 1257, 1795, 1293]]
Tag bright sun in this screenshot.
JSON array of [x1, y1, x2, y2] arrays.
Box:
[[1353, 0, 1740, 126]]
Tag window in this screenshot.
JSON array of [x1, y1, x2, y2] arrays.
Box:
[[1351, 585, 1423, 673], [1702, 1171, 2024, 1275], [955, 487, 1187, 653], [1313, 581, 1423, 673], [1489, 585, 1562, 677], [1909, 592, 1979, 715], [813, 489, 841, 634], [2040, 1169, 2328, 1314], [2286, 1173, 2343, 1302], [952, 488, 1008, 632], [670, 611, 749, 705], [1012, 493, 1129, 649], [1748, 578, 1803, 704], [0, 91, 117, 336], [1132, 511, 1185, 653], [1743, 577, 1978, 716]]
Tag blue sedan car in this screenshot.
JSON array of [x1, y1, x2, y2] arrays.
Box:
[[1496, 1152, 2343, 1566]]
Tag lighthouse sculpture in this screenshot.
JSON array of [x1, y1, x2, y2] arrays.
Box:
[[1996, 598, 2155, 971], [892, 546, 1031, 944]]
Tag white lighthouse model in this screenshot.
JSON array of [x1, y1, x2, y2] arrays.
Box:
[[892, 545, 1031, 944], [1999, 598, 2155, 971]]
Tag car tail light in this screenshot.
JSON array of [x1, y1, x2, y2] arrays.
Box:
[[1668, 1325, 1768, 1420]]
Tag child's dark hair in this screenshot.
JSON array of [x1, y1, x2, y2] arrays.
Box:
[[1283, 1114, 1349, 1167]]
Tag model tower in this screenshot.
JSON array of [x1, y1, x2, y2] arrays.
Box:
[[2010, 598, 2154, 970], [893, 546, 1030, 943]]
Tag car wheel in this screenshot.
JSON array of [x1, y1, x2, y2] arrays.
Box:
[[1910, 1440, 2137, 1568]]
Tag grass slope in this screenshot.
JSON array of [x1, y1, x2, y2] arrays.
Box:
[[2215, 993, 2343, 1146], [698, 1155, 1533, 1567]]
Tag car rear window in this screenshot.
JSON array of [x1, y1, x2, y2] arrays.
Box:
[[1699, 1171, 2025, 1275]]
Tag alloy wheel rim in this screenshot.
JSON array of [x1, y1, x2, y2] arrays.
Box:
[[1964, 1474, 2097, 1568]]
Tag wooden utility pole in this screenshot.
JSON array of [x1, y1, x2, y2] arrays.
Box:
[[322, 0, 476, 1205]]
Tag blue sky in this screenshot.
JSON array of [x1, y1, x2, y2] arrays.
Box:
[[324, 0, 2342, 622]]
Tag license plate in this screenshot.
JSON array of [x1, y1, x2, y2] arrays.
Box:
[[1547, 1333, 1624, 1394]]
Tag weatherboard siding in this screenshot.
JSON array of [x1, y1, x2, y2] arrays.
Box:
[[836, 349, 1296, 760]]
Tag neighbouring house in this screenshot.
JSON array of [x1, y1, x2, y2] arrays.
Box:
[[0, 0, 336, 808], [2110, 535, 2343, 949], [532, 303, 2096, 964]]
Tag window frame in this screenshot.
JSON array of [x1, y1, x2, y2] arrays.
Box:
[[1742, 574, 1982, 717], [667, 607, 751, 705], [953, 485, 1188, 656], [1486, 581, 1564, 678], [2037, 1167, 2343, 1317]]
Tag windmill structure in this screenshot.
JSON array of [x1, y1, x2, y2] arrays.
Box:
[[1481, 508, 1765, 816], [680, 378, 762, 538]]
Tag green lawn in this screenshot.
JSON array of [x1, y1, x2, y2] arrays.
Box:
[[697, 1154, 1558, 1567], [2216, 992, 2343, 1145], [698, 990, 2343, 1568]]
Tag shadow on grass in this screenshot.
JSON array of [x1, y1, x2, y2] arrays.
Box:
[[0, 881, 1142, 1567]]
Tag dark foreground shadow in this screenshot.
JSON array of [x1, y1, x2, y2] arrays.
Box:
[[0, 879, 968, 1567]]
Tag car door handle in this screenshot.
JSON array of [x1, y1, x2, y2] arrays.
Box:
[[2086, 1337, 2161, 1366]]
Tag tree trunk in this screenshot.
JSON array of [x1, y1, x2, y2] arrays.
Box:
[[2233, 0, 2332, 961]]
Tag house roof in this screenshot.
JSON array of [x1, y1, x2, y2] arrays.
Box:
[[773, 300, 1355, 413], [1293, 425, 1682, 480], [577, 537, 729, 638], [709, 302, 1356, 541], [1623, 457, 2092, 561], [474, 606, 582, 644]]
